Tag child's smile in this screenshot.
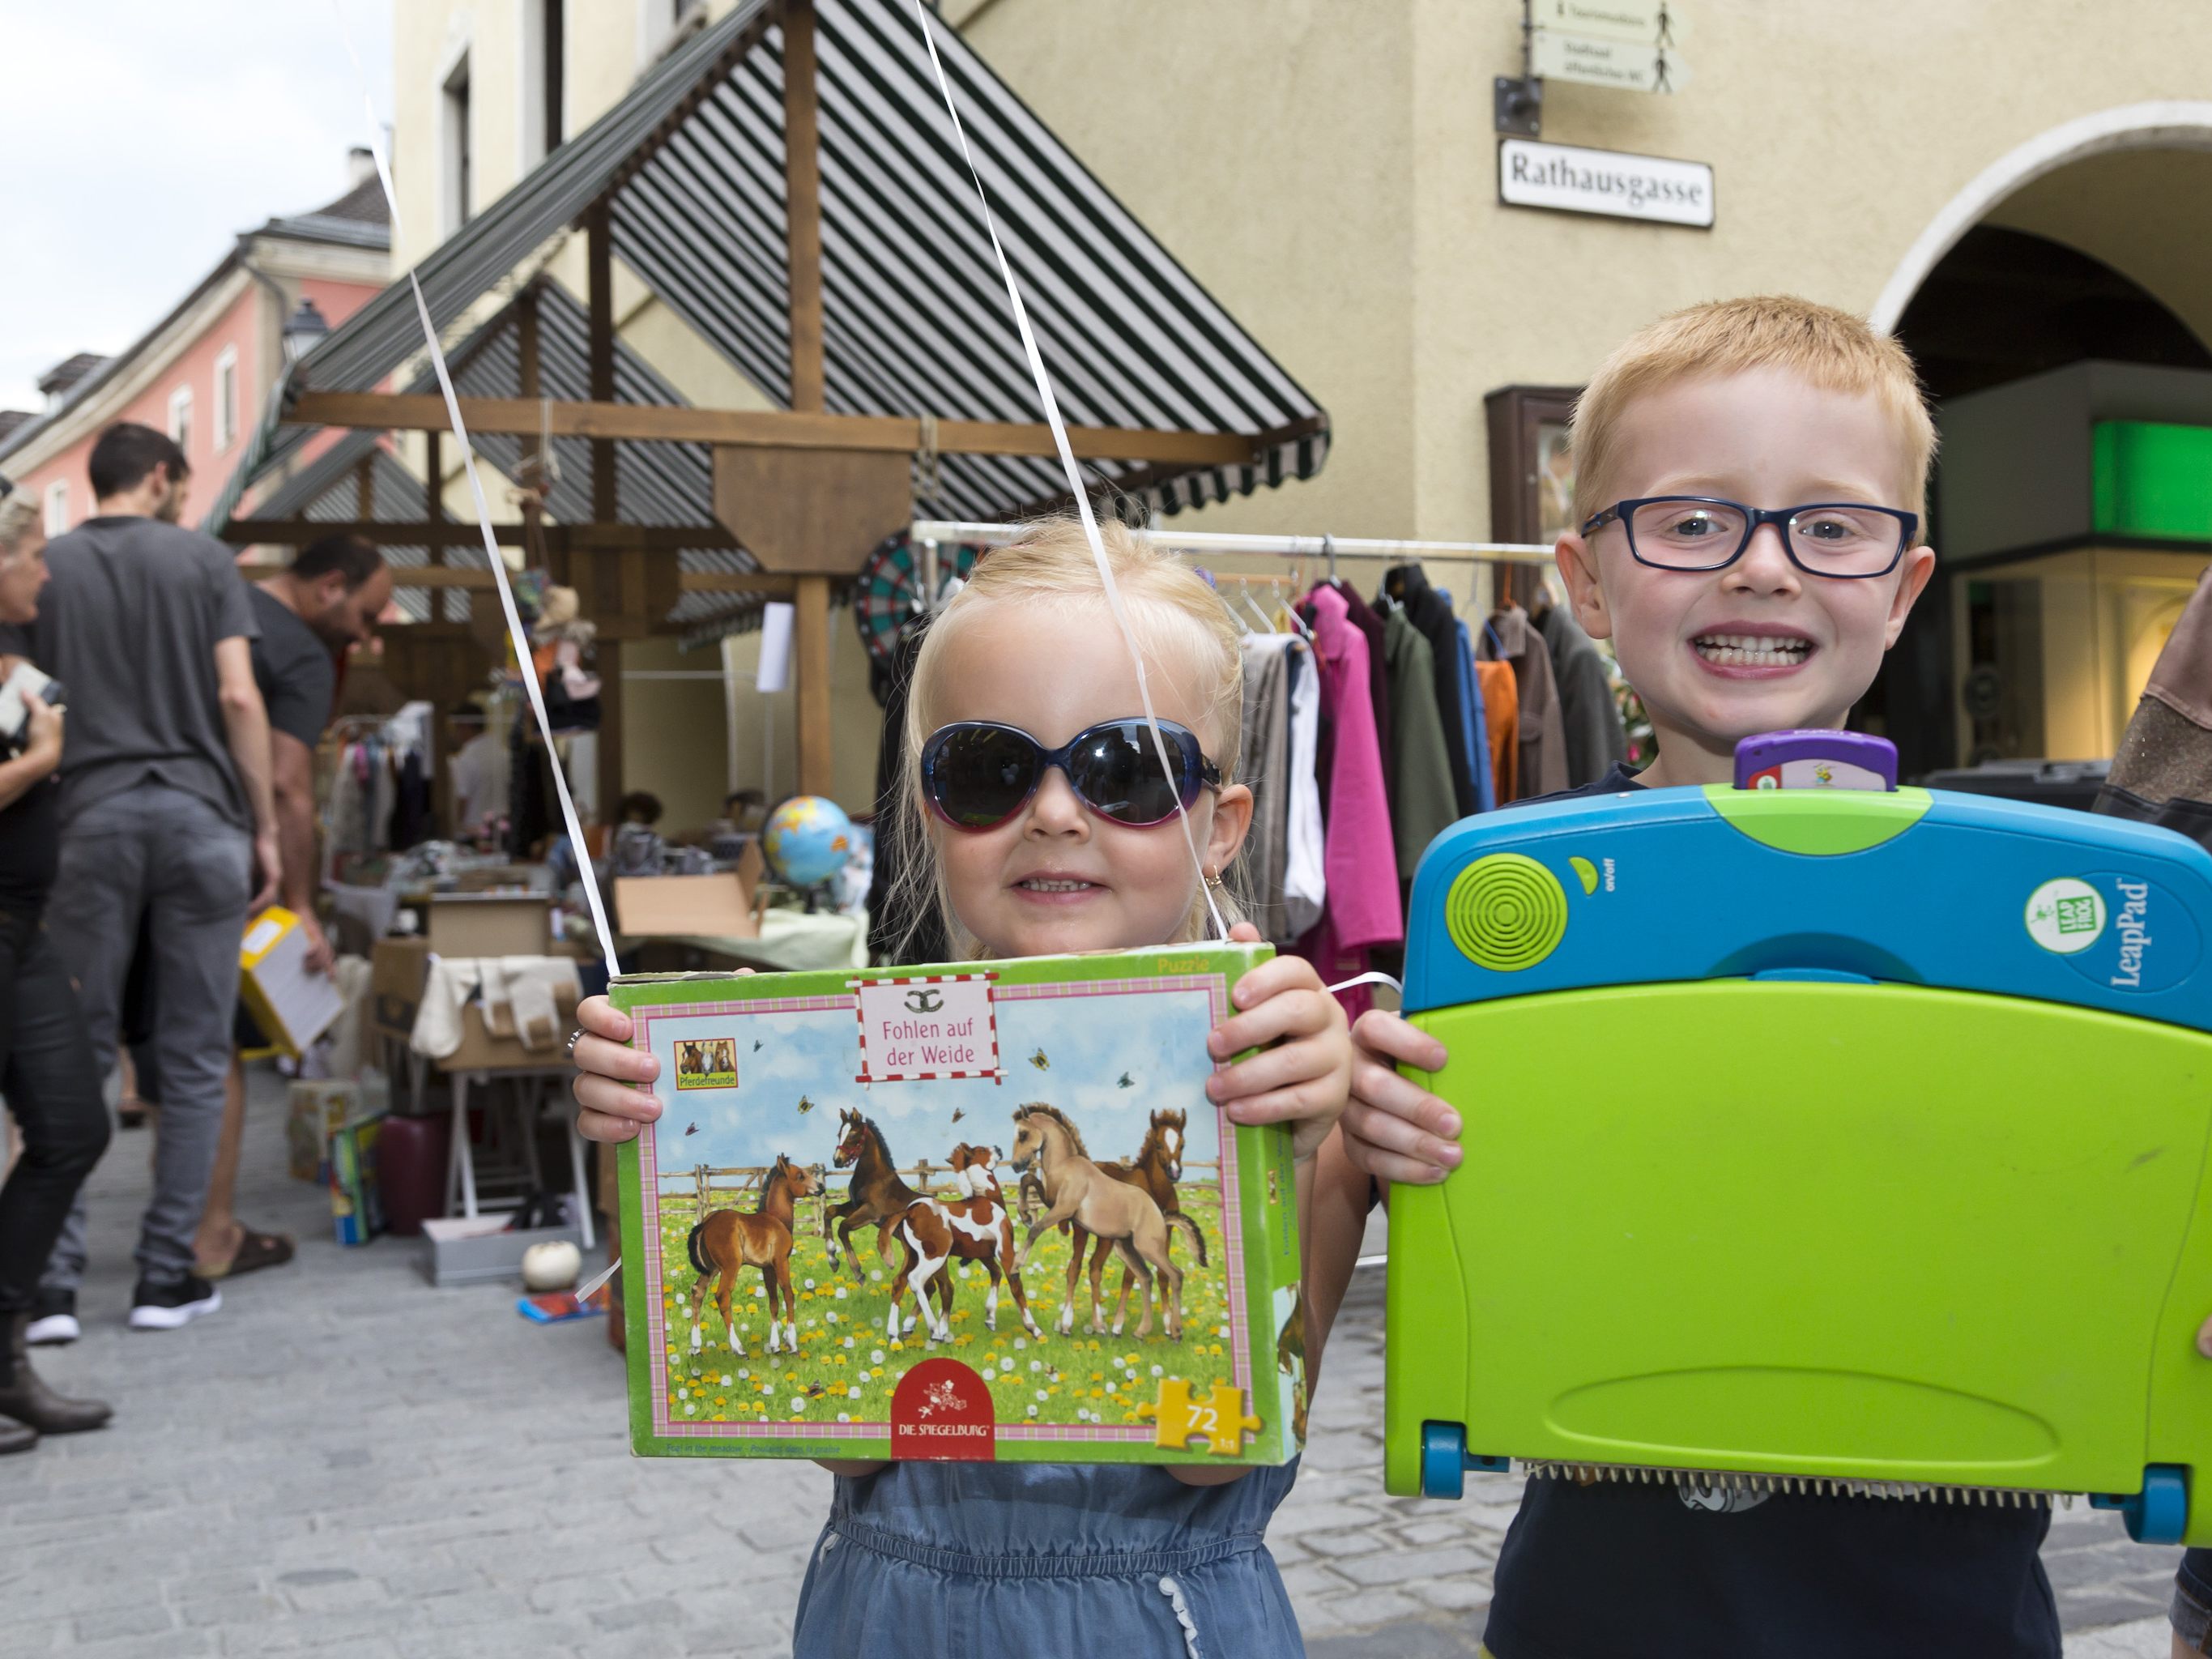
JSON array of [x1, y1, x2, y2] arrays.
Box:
[[925, 600, 1250, 958], [1559, 365, 1935, 787]]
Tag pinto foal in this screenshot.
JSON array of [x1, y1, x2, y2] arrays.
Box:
[[879, 1143, 1042, 1345]]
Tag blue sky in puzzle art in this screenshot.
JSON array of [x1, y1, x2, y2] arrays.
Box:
[[641, 986, 1221, 1183]]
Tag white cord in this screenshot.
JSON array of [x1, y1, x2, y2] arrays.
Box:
[[332, 2, 618, 982], [1156, 1576, 1205, 1659], [906, 1, 1226, 941]]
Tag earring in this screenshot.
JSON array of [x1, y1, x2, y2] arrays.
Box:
[[1204, 870, 1225, 890]]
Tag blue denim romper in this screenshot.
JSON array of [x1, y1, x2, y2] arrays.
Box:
[[793, 1458, 1305, 1658]]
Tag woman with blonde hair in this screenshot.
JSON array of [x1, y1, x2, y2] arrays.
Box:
[[0, 484, 112, 1448]]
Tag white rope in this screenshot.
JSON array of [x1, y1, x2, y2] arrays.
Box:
[[1156, 1576, 1206, 1659], [905, 0, 1227, 940], [331, 4, 618, 981]]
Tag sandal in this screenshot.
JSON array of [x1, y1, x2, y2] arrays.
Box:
[[198, 1226, 295, 1282]]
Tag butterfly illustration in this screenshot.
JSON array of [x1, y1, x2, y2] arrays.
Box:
[[950, 1108, 965, 1124], [1029, 1048, 1050, 1071], [684, 1122, 699, 1136], [753, 1039, 763, 1051], [1117, 1073, 1133, 1089], [796, 1094, 816, 1115]]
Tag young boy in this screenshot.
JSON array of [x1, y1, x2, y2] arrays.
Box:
[[1334, 296, 2076, 1657]]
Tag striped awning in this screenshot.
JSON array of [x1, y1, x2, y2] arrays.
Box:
[[237, 284, 767, 638], [226, 0, 1326, 531]]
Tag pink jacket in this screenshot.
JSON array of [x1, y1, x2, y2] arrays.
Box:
[[1306, 584, 1402, 952]]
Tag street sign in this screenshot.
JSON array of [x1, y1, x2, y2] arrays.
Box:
[[1498, 139, 1715, 228], [1532, 27, 1690, 94], [1536, 0, 1689, 47]]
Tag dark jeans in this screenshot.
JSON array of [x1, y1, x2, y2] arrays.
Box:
[[0, 904, 110, 1315]]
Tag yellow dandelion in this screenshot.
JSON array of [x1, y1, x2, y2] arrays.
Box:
[[1091, 1371, 1105, 1382], [1089, 1388, 1104, 1399]]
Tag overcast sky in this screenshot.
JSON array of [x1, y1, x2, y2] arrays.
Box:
[[0, 0, 396, 414]]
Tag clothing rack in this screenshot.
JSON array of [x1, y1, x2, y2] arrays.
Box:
[[910, 518, 1556, 570]]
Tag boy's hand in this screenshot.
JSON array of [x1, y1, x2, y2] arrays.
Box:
[[572, 994, 665, 1143], [1340, 1009, 1464, 1186], [1206, 922, 1352, 1162]]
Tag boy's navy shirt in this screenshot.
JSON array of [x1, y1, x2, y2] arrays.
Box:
[[1478, 762, 2060, 1659]]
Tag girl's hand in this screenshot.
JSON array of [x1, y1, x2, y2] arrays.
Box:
[[571, 995, 664, 1143], [1340, 1009, 1463, 1186], [1205, 923, 1351, 1162]]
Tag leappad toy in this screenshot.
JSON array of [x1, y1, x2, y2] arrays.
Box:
[[612, 944, 1305, 1468], [1384, 734, 2212, 1544]]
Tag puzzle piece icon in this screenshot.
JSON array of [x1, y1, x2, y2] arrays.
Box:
[[1140, 1379, 1264, 1456]]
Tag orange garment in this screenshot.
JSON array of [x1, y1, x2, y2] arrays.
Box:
[[1475, 659, 1519, 803]]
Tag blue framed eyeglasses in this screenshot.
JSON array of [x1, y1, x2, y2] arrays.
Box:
[[1581, 497, 1918, 578], [921, 719, 1223, 830]]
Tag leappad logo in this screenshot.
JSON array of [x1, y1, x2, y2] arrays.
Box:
[[2112, 880, 2151, 988]]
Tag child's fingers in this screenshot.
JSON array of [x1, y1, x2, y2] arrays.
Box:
[[1224, 953, 1327, 1013], [1349, 1051, 1463, 1139], [575, 1030, 658, 1084], [1209, 986, 1336, 1060], [1342, 1128, 1455, 1187], [1223, 1081, 1346, 1136], [577, 995, 632, 1043], [1208, 1037, 1342, 1105], [573, 1069, 663, 1127], [1342, 1093, 1462, 1169], [1225, 921, 1264, 945], [1350, 1008, 1448, 1073], [577, 1107, 645, 1144]]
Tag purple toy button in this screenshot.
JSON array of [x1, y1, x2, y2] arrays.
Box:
[[1733, 731, 1899, 792]]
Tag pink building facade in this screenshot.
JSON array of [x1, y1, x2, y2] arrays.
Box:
[[1, 160, 390, 533]]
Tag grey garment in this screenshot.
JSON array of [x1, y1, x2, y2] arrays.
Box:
[[40, 783, 252, 1291], [21, 516, 258, 831], [1485, 603, 1570, 801], [1534, 603, 1629, 789], [246, 585, 335, 751], [1238, 635, 1294, 945]]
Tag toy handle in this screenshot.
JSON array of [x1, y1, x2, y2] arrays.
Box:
[[1732, 730, 1899, 793]]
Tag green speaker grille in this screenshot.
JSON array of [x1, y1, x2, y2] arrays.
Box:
[[1445, 854, 1568, 971]]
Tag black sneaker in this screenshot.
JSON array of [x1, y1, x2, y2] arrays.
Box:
[[128, 1274, 221, 1331], [23, 1288, 78, 1346]]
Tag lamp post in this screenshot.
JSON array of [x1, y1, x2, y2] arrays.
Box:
[[282, 298, 330, 367]]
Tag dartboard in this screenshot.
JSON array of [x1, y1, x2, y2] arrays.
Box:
[[852, 531, 983, 662]]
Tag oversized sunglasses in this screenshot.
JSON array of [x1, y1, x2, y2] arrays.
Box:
[[920, 719, 1223, 831]]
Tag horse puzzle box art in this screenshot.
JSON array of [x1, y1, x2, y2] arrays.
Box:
[[612, 942, 1306, 1468]]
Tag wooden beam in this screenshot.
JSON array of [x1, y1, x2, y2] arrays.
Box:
[[598, 639, 625, 820], [782, 0, 825, 415], [219, 518, 741, 552], [795, 569, 831, 796], [584, 205, 617, 617], [286, 390, 1259, 467], [237, 561, 799, 596], [594, 9, 777, 209], [424, 428, 449, 621]]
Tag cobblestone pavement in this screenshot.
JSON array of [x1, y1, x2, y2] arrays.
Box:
[[0, 1067, 2183, 1657]]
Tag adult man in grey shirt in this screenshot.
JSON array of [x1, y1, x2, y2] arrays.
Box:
[[6, 424, 279, 1337]]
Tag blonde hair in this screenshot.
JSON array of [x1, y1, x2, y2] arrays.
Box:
[[0, 494, 39, 559], [1570, 295, 1938, 526], [891, 518, 1247, 962]]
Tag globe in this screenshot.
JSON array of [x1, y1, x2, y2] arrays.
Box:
[[762, 795, 855, 887]]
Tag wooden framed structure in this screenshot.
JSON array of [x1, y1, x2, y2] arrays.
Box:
[[212, 0, 1328, 801]]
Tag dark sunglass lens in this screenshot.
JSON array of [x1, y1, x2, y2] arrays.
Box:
[[1070, 723, 1185, 825], [934, 727, 1038, 827]]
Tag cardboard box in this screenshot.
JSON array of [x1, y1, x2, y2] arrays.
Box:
[[449, 864, 546, 894], [239, 907, 345, 1056], [614, 842, 765, 941], [288, 1077, 389, 1182], [420, 1216, 585, 1287], [428, 894, 553, 957], [610, 943, 1304, 1469]]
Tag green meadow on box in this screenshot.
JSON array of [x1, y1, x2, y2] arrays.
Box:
[[612, 943, 1305, 1467]]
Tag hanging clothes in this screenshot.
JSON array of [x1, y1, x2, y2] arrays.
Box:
[[1281, 643, 1327, 940], [1333, 582, 1394, 824], [1483, 603, 1570, 802], [1383, 608, 1458, 878], [1297, 585, 1401, 1019], [1475, 655, 1520, 804], [1237, 634, 1299, 946], [1382, 565, 1479, 818], [1453, 617, 1495, 815], [1534, 601, 1629, 788]]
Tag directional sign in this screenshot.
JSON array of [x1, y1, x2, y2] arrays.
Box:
[[1536, 0, 1689, 46], [1498, 139, 1715, 228], [1532, 28, 1690, 94]]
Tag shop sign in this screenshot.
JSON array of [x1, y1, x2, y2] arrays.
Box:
[[1532, 28, 1690, 93], [1498, 139, 1715, 228]]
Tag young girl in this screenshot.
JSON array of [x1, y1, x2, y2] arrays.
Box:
[[572, 520, 1359, 1657]]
